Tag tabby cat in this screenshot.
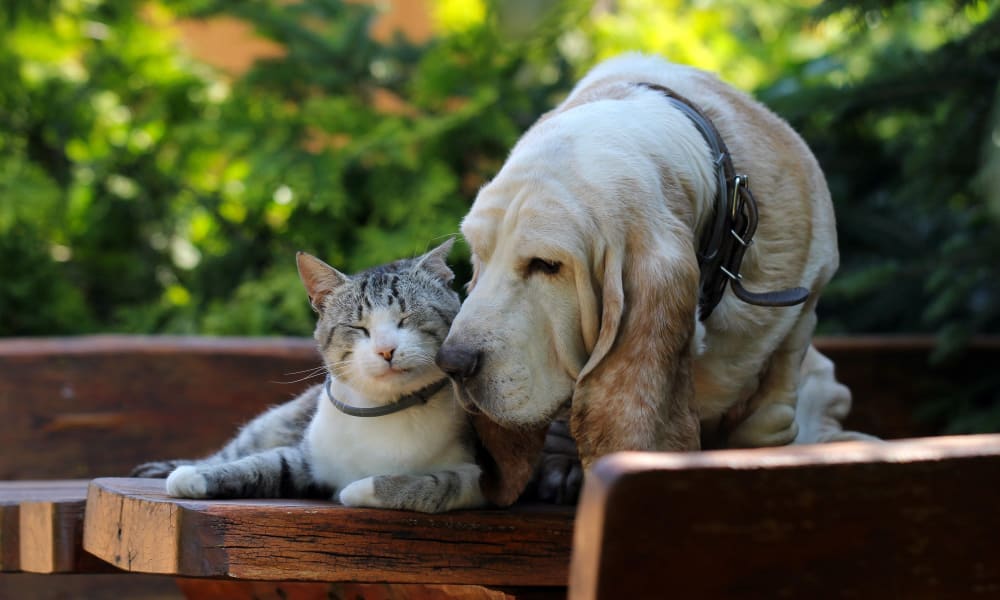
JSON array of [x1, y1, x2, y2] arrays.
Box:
[[132, 240, 485, 513]]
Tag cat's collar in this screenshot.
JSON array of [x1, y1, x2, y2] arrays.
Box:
[[324, 376, 450, 418]]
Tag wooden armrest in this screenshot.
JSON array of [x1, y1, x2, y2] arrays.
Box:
[[569, 434, 1000, 599], [83, 478, 575, 586], [0, 480, 115, 573]]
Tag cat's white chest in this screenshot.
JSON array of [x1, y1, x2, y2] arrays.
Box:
[[305, 390, 470, 491]]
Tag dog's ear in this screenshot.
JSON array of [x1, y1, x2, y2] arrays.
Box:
[[570, 238, 702, 468], [471, 414, 548, 506]]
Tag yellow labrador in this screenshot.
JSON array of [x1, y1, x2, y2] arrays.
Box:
[[438, 54, 873, 504]]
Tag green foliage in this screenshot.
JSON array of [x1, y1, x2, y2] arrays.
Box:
[[0, 0, 576, 336], [759, 0, 1000, 353], [1, 0, 216, 334]]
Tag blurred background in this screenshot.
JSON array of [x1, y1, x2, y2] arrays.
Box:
[[1, 0, 998, 430]]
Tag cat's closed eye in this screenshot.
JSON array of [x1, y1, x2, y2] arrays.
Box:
[[397, 314, 412, 328], [346, 324, 369, 336]]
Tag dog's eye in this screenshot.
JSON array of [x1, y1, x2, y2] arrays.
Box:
[[527, 258, 561, 276]]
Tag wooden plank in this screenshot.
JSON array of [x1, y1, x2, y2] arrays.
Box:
[[175, 580, 564, 600], [84, 478, 575, 586], [0, 336, 320, 480], [569, 434, 1000, 599], [0, 480, 91, 572], [816, 336, 1000, 439], [0, 573, 182, 599], [1, 335, 996, 480], [19, 499, 119, 573]]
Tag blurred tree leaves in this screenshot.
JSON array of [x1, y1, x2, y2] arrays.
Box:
[[758, 0, 1000, 359]]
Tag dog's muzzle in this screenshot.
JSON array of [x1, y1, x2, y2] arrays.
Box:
[[436, 343, 485, 414], [435, 343, 483, 381]]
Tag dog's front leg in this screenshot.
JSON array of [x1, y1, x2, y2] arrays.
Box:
[[727, 310, 816, 447]]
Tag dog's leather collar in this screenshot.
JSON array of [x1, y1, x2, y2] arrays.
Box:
[[324, 375, 450, 417], [634, 82, 810, 320]]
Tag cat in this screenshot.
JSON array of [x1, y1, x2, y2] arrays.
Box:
[[131, 239, 486, 513]]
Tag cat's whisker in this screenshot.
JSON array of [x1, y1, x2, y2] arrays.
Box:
[[274, 372, 328, 385], [325, 360, 354, 372], [272, 364, 329, 385], [283, 365, 328, 376], [407, 352, 439, 364], [454, 389, 483, 417], [405, 357, 436, 368]]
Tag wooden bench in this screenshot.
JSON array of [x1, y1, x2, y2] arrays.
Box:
[[0, 336, 322, 599], [84, 478, 573, 588], [1, 335, 997, 599], [570, 435, 1000, 599]]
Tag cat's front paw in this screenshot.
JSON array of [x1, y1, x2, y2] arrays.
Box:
[[338, 477, 379, 508], [165, 466, 209, 498]]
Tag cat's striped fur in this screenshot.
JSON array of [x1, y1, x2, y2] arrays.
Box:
[[132, 240, 486, 513]]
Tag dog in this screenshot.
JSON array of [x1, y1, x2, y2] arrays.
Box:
[[437, 54, 874, 505]]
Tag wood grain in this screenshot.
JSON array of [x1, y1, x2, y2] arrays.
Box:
[[819, 336, 1000, 439], [19, 496, 119, 573], [0, 480, 91, 572], [2, 335, 996, 481], [569, 434, 1000, 599], [84, 478, 575, 586], [175, 580, 564, 600], [0, 573, 182, 600], [0, 336, 321, 480]]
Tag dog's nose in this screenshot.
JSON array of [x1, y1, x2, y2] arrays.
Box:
[[436, 344, 482, 380]]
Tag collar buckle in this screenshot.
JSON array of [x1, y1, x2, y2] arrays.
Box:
[[633, 81, 811, 320]]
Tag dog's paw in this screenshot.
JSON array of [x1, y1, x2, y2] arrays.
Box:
[[165, 466, 209, 498], [729, 403, 799, 447], [533, 452, 583, 505], [527, 418, 583, 504], [819, 430, 883, 444], [339, 477, 379, 508]]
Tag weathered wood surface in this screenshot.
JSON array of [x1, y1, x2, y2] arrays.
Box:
[[0, 480, 92, 572], [569, 434, 1000, 600], [820, 336, 1000, 439], [0, 482, 181, 596], [175, 580, 564, 600], [0, 573, 182, 600], [0, 336, 321, 480], [84, 478, 576, 586], [20, 486, 121, 574], [2, 335, 996, 481]]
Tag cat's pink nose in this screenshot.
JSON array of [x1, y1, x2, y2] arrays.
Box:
[[377, 348, 395, 362]]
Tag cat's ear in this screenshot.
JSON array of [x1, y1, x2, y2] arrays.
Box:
[[414, 238, 456, 285], [296, 252, 349, 312]]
